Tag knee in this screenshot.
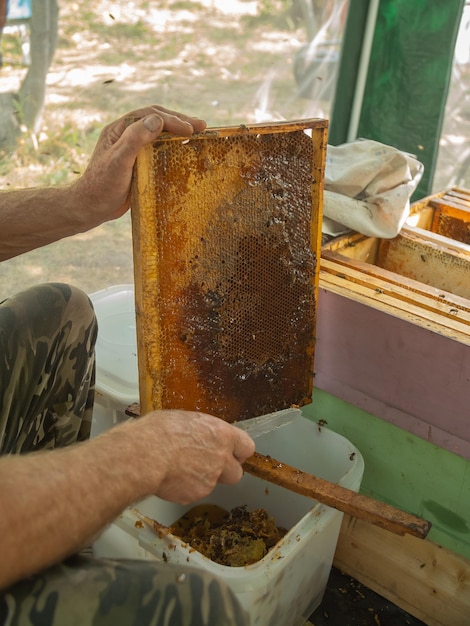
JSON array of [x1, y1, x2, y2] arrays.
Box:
[[59, 284, 97, 331], [0, 283, 97, 350]]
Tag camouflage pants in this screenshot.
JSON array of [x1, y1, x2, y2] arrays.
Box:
[[0, 555, 248, 626], [0, 283, 96, 454], [0, 284, 249, 626]]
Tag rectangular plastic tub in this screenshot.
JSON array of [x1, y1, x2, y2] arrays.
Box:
[[93, 408, 364, 626], [89, 285, 138, 436]]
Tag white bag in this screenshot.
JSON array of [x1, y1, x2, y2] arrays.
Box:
[[323, 139, 424, 238]]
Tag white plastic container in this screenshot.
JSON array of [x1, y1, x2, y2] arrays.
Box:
[[94, 408, 364, 626], [89, 285, 364, 624], [89, 285, 138, 436]]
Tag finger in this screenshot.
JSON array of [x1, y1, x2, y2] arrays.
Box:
[[218, 459, 244, 485], [232, 430, 256, 463], [109, 109, 206, 165], [108, 113, 164, 166], [117, 105, 207, 135], [150, 105, 207, 134], [153, 111, 206, 136]]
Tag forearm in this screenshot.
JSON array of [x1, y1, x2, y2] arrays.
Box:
[[0, 107, 208, 262], [0, 409, 254, 590], [0, 183, 92, 261], [0, 423, 158, 590]]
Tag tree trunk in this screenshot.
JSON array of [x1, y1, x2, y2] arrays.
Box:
[[19, 0, 58, 132], [0, 0, 58, 151]]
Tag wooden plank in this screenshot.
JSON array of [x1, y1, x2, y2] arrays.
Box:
[[399, 225, 470, 257], [323, 233, 381, 263], [433, 190, 470, 205], [131, 138, 160, 415], [320, 277, 470, 345], [319, 276, 470, 345], [431, 197, 470, 215], [408, 191, 445, 214], [377, 230, 470, 300], [449, 187, 470, 201], [320, 256, 470, 344], [142, 118, 329, 142], [334, 515, 470, 626], [321, 254, 470, 317], [407, 205, 434, 230], [243, 452, 431, 538]]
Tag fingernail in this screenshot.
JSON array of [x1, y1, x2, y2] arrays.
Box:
[[143, 114, 163, 133]]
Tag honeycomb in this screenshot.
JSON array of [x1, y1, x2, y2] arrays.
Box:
[[378, 228, 470, 300], [131, 120, 328, 421], [430, 192, 470, 245]]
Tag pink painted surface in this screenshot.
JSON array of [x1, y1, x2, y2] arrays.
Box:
[[314, 288, 470, 460]]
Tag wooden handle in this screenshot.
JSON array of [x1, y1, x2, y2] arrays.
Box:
[[243, 452, 431, 539]]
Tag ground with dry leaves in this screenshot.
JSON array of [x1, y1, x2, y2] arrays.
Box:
[[0, 0, 323, 296]]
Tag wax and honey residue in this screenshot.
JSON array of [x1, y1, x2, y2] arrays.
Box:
[[169, 503, 287, 567]]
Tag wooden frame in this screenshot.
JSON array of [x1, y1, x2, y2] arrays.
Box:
[[335, 516, 470, 626], [131, 120, 328, 420]]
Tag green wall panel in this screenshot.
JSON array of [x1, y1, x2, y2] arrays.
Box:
[[330, 0, 464, 198], [302, 388, 470, 560], [357, 0, 464, 198]]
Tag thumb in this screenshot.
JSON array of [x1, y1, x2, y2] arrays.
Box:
[[113, 113, 164, 163], [142, 113, 164, 135]]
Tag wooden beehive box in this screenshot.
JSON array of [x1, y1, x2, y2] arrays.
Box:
[[131, 119, 328, 421], [321, 187, 470, 344], [323, 188, 470, 299]]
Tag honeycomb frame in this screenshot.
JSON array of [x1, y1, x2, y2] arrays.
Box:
[[131, 119, 328, 421]]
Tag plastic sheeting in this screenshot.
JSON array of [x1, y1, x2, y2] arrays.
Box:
[[433, 3, 470, 191]]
